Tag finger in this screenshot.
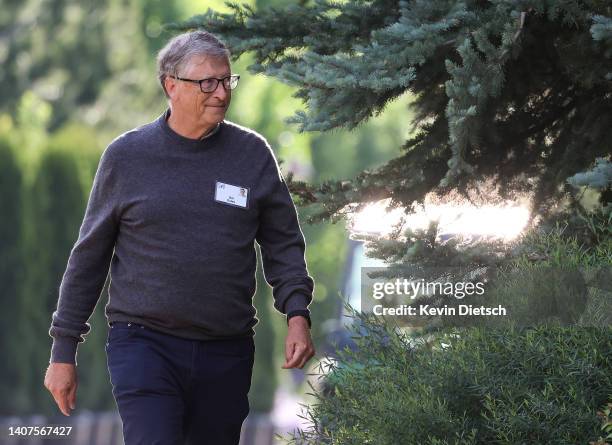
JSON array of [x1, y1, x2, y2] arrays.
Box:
[[55, 391, 71, 416], [283, 345, 305, 369], [297, 349, 315, 369], [69, 385, 77, 410], [282, 347, 299, 368], [285, 342, 296, 363]]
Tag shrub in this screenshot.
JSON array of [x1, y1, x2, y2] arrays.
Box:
[[291, 310, 611, 445]]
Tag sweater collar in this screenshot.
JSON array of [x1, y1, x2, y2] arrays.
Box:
[[157, 108, 223, 147]]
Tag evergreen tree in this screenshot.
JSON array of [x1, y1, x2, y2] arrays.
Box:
[[171, 0, 611, 237], [568, 157, 612, 205]]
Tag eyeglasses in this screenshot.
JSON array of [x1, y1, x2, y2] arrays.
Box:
[[168, 74, 240, 93]]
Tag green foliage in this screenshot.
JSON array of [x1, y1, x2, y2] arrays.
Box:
[[516, 205, 612, 267], [0, 0, 112, 130], [16, 146, 102, 416], [0, 139, 27, 414], [402, 210, 611, 332], [568, 158, 612, 191], [568, 158, 612, 206], [288, 216, 612, 443], [14, 142, 118, 415], [496, 210, 612, 328], [172, 0, 612, 222], [290, 310, 612, 444], [0, 0, 191, 135], [589, 400, 612, 445]]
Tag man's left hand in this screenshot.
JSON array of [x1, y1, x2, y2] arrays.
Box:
[[282, 316, 315, 369]]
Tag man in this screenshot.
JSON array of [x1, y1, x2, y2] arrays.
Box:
[[44, 30, 316, 445]]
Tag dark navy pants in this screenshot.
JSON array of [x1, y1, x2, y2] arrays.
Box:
[[105, 321, 255, 445]]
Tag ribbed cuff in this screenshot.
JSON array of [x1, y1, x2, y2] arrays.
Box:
[[287, 310, 312, 328], [50, 337, 79, 365], [284, 293, 310, 314]]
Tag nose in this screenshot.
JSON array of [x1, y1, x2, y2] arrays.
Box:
[[211, 80, 229, 102]]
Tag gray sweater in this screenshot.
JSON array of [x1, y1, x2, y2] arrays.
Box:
[[49, 109, 315, 364]]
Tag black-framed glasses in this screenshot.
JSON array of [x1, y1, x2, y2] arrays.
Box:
[[168, 74, 240, 93]]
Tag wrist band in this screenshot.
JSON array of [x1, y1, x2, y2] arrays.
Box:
[[286, 310, 311, 328]]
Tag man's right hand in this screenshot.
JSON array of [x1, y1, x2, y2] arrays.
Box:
[[44, 363, 78, 416]]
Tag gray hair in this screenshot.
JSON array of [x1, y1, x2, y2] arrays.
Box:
[[156, 30, 230, 98]]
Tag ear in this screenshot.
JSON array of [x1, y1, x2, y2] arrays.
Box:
[[164, 76, 177, 99]]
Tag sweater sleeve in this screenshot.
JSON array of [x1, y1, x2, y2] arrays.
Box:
[[48, 144, 122, 365], [255, 147, 315, 318]]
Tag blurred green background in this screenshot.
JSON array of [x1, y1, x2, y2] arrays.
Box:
[[0, 0, 412, 418]]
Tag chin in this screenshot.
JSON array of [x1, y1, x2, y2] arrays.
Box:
[[204, 114, 225, 124]]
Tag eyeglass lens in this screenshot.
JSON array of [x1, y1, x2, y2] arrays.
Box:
[[200, 76, 239, 93]]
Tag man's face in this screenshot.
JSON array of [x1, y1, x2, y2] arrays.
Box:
[[165, 55, 232, 127]]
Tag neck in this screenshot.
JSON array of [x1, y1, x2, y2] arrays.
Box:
[[167, 109, 218, 140]]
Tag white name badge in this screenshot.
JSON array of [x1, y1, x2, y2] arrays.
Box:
[[214, 181, 249, 209]]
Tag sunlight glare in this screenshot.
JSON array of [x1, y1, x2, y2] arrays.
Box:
[[349, 199, 530, 241]]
